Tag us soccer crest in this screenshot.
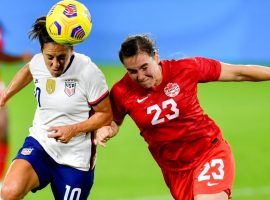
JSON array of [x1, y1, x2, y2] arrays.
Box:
[[46, 79, 56, 94], [164, 82, 180, 97], [64, 79, 76, 97], [21, 148, 34, 156]]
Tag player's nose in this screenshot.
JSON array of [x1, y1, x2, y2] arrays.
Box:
[[137, 70, 145, 81], [51, 58, 60, 68]]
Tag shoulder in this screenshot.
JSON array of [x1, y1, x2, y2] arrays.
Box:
[[170, 57, 221, 82], [29, 53, 45, 74], [73, 52, 101, 73], [162, 57, 219, 72], [162, 57, 201, 68], [73, 52, 91, 64], [72, 53, 107, 88], [30, 53, 43, 63], [111, 74, 131, 95], [161, 57, 198, 77]]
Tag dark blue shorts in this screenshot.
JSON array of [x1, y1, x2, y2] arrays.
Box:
[[15, 136, 94, 200]]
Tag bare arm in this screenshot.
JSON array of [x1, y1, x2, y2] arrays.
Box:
[[0, 52, 32, 63], [0, 64, 33, 107], [72, 96, 113, 133], [48, 96, 113, 143], [219, 62, 270, 81]]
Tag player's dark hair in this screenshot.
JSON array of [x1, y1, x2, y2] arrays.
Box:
[[119, 34, 157, 64], [28, 16, 55, 50]]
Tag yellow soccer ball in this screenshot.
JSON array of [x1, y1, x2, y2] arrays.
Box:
[[46, 0, 92, 45]]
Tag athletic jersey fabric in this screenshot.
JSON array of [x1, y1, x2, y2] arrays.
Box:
[[29, 52, 109, 171], [111, 57, 222, 171]]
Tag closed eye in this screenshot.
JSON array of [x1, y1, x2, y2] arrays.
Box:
[[127, 69, 137, 74]]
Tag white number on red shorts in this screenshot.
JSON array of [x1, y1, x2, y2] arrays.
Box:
[[198, 158, 224, 182]]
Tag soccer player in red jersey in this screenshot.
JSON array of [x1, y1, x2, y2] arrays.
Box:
[[95, 34, 270, 200], [0, 21, 31, 184]]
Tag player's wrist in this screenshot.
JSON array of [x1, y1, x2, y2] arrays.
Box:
[[108, 127, 118, 138], [70, 124, 82, 136]]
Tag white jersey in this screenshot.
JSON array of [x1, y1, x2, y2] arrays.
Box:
[[29, 52, 108, 171]]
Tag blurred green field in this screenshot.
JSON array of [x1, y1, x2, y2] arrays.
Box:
[[1, 63, 270, 200]]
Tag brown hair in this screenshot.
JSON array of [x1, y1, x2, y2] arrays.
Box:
[[119, 34, 157, 64]]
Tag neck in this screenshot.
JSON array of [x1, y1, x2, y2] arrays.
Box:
[[155, 64, 163, 86]]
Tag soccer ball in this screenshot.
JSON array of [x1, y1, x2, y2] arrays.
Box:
[[46, 0, 92, 45]]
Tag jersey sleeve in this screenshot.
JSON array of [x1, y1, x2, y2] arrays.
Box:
[[194, 57, 221, 82], [85, 62, 109, 106], [110, 82, 127, 125], [28, 53, 44, 78]]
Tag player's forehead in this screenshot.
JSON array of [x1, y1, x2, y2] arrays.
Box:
[[124, 52, 152, 70], [42, 42, 72, 56]]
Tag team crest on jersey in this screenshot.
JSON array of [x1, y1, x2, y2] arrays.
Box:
[[64, 79, 76, 97], [21, 148, 34, 156], [164, 82, 180, 97], [46, 79, 56, 94]]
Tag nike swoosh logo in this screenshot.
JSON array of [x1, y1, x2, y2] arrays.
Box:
[[207, 182, 219, 187], [137, 96, 148, 103]]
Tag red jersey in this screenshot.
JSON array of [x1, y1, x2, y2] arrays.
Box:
[[111, 57, 222, 171]]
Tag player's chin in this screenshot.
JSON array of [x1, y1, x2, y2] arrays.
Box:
[[51, 70, 62, 77], [138, 80, 154, 89], [139, 83, 152, 89]]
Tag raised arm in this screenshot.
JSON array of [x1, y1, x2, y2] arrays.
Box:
[[219, 62, 270, 81], [0, 64, 33, 107], [0, 52, 32, 63]]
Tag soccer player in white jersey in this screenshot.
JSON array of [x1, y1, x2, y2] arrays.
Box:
[[0, 16, 113, 199]]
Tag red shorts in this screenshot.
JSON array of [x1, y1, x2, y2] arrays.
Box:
[[161, 139, 235, 200]]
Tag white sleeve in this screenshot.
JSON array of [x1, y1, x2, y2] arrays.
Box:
[[29, 53, 46, 78], [85, 61, 109, 105]]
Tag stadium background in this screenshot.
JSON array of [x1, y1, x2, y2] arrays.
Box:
[[1, 0, 270, 199]]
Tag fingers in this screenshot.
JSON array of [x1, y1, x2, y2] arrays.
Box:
[[94, 126, 113, 147], [47, 127, 66, 143], [47, 128, 59, 138], [109, 121, 119, 137], [93, 139, 106, 147], [95, 134, 110, 147], [47, 132, 60, 138]]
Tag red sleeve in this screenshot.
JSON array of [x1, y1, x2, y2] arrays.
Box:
[[194, 57, 221, 82], [110, 82, 127, 125]]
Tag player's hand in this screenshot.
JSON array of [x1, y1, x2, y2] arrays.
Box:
[[47, 125, 75, 144], [94, 121, 119, 147], [94, 126, 112, 147]]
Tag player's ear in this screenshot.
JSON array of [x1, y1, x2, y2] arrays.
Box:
[[70, 46, 74, 53], [153, 51, 160, 63]]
